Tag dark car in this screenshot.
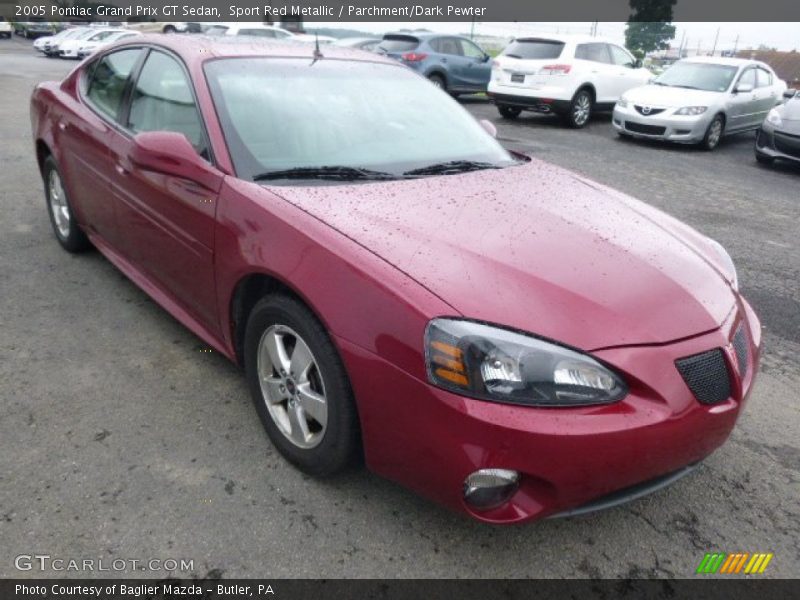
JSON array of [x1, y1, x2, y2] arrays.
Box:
[[30, 35, 760, 523], [14, 19, 53, 39], [756, 89, 800, 166], [376, 32, 492, 95]]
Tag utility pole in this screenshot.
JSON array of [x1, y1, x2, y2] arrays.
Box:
[[711, 27, 720, 56], [470, 16, 475, 40], [590, 21, 598, 37], [733, 34, 740, 56]]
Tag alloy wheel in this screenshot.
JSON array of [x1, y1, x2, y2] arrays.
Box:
[[707, 119, 723, 149], [48, 169, 70, 239], [573, 93, 591, 126], [257, 324, 328, 449]]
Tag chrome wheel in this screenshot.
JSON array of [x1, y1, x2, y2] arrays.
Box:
[[572, 92, 591, 126], [257, 324, 328, 449], [706, 118, 723, 149], [48, 169, 70, 239]]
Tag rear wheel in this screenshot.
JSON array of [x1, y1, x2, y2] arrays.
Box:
[[701, 115, 725, 151], [42, 156, 91, 253], [498, 105, 522, 120], [244, 294, 360, 476], [428, 74, 446, 91], [564, 89, 593, 128], [162, 25, 177, 34]]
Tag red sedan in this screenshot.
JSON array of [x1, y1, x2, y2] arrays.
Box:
[[30, 35, 761, 523]]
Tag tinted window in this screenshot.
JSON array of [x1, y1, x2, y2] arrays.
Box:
[[575, 43, 611, 64], [128, 51, 207, 156], [378, 35, 419, 52], [756, 68, 772, 88], [738, 68, 756, 89], [86, 48, 141, 119], [238, 28, 273, 38], [434, 37, 463, 56], [608, 44, 634, 67], [503, 39, 564, 60], [460, 39, 486, 59]]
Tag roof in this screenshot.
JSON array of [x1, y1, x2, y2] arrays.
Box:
[[735, 49, 800, 85], [682, 55, 760, 67], [113, 34, 398, 68]]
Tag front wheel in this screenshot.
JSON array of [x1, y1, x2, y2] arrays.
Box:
[[244, 294, 360, 477], [701, 115, 725, 151], [564, 89, 593, 128], [498, 105, 522, 119], [42, 156, 91, 253]]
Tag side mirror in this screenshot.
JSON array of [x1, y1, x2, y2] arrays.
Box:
[[482, 53, 491, 63], [735, 83, 754, 94], [128, 131, 219, 191], [479, 119, 497, 138], [783, 89, 798, 100]]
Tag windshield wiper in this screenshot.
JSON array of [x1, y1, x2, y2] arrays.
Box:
[[670, 84, 701, 90], [504, 53, 522, 59], [652, 81, 669, 86], [403, 160, 502, 177], [253, 166, 398, 182]]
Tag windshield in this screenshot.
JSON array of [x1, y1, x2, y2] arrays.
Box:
[[653, 62, 739, 92], [204, 58, 514, 183], [502, 39, 564, 60]]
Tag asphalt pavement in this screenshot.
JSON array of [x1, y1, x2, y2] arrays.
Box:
[[1, 35, 798, 579]]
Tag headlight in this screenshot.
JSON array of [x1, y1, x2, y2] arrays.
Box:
[[616, 97, 629, 108], [425, 319, 627, 407], [675, 106, 708, 116], [706, 238, 738, 291], [766, 108, 782, 126]]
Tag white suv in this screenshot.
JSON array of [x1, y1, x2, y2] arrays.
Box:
[[488, 35, 652, 127]]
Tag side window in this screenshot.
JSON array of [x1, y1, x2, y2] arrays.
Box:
[[609, 44, 635, 67], [460, 39, 486, 60], [85, 48, 141, 119], [437, 37, 463, 57], [429, 38, 442, 53], [738, 68, 756, 89], [575, 43, 611, 64], [756, 68, 772, 88], [128, 51, 207, 156]]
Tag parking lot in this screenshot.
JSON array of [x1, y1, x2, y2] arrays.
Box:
[[1, 34, 799, 579]]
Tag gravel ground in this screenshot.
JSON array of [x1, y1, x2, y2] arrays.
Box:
[[1, 36, 798, 579]]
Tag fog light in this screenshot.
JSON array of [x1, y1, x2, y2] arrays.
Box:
[[463, 469, 520, 510]]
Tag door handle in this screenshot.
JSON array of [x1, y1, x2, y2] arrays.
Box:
[[115, 163, 129, 176], [58, 121, 66, 131]]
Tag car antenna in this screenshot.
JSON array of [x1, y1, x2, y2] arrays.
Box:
[[311, 33, 323, 65]]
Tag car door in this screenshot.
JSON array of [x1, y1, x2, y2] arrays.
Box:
[[754, 67, 780, 121], [63, 47, 142, 246], [728, 67, 758, 131], [607, 44, 648, 98], [107, 49, 223, 332], [574, 43, 616, 103], [434, 37, 470, 89], [457, 38, 492, 91]]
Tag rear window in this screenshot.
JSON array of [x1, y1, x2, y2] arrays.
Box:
[[378, 35, 419, 53], [502, 39, 564, 60]]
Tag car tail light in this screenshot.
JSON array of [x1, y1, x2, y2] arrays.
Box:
[[541, 64, 572, 75], [401, 52, 428, 62]]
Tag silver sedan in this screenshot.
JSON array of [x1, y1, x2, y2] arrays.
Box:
[[613, 57, 786, 150]]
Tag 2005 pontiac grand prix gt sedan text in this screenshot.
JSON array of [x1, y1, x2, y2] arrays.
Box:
[[30, 35, 761, 523]]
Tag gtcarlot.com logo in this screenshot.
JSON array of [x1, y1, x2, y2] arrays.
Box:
[[696, 552, 773, 575], [14, 554, 194, 572]]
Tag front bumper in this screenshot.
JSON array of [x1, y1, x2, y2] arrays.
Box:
[[756, 122, 800, 163], [613, 104, 714, 143], [58, 48, 79, 58], [338, 298, 761, 524]]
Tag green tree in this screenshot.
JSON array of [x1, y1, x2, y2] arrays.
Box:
[[625, 0, 677, 59]]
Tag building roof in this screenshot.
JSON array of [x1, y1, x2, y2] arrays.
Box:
[[736, 49, 800, 85]]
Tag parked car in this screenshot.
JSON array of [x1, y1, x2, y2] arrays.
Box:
[[58, 28, 128, 59], [206, 23, 335, 44], [755, 89, 800, 165], [162, 22, 209, 34], [30, 35, 761, 523], [614, 57, 787, 150], [0, 17, 12, 39], [488, 35, 652, 127], [376, 32, 492, 95], [14, 19, 54, 38], [42, 26, 93, 57], [77, 30, 142, 59], [33, 26, 82, 54], [331, 37, 381, 51]]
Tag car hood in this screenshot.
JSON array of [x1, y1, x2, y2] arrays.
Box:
[[269, 158, 736, 351], [623, 84, 725, 109], [779, 97, 800, 121]]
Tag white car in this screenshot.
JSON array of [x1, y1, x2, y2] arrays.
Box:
[[488, 34, 652, 127], [0, 17, 12, 39], [77, 29, 141, 58], [206, 22, 335, 44], [33, 27, 83, 53], [613, 57, 787, 150], [57, 28, 127, 59]]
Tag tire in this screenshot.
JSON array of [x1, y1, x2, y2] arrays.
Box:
[[498, 105, 522, 120], [428, 74, 446, 91], [701, 115, 725, 151], [163, 25, 177, 34], [42, 156, 91, 253], [244, 294, 360, 477], [564, 88, 593, 128]]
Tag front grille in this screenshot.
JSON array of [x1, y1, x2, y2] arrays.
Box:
[[774, 131, 800, 159], [732, 325, 749, 377], [675, 349, 732, 405], [624, 121, 667, 135], [634, 105, 666, 116]]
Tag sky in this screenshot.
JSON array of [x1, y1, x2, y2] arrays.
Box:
[[306, 22, 800, 52]]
